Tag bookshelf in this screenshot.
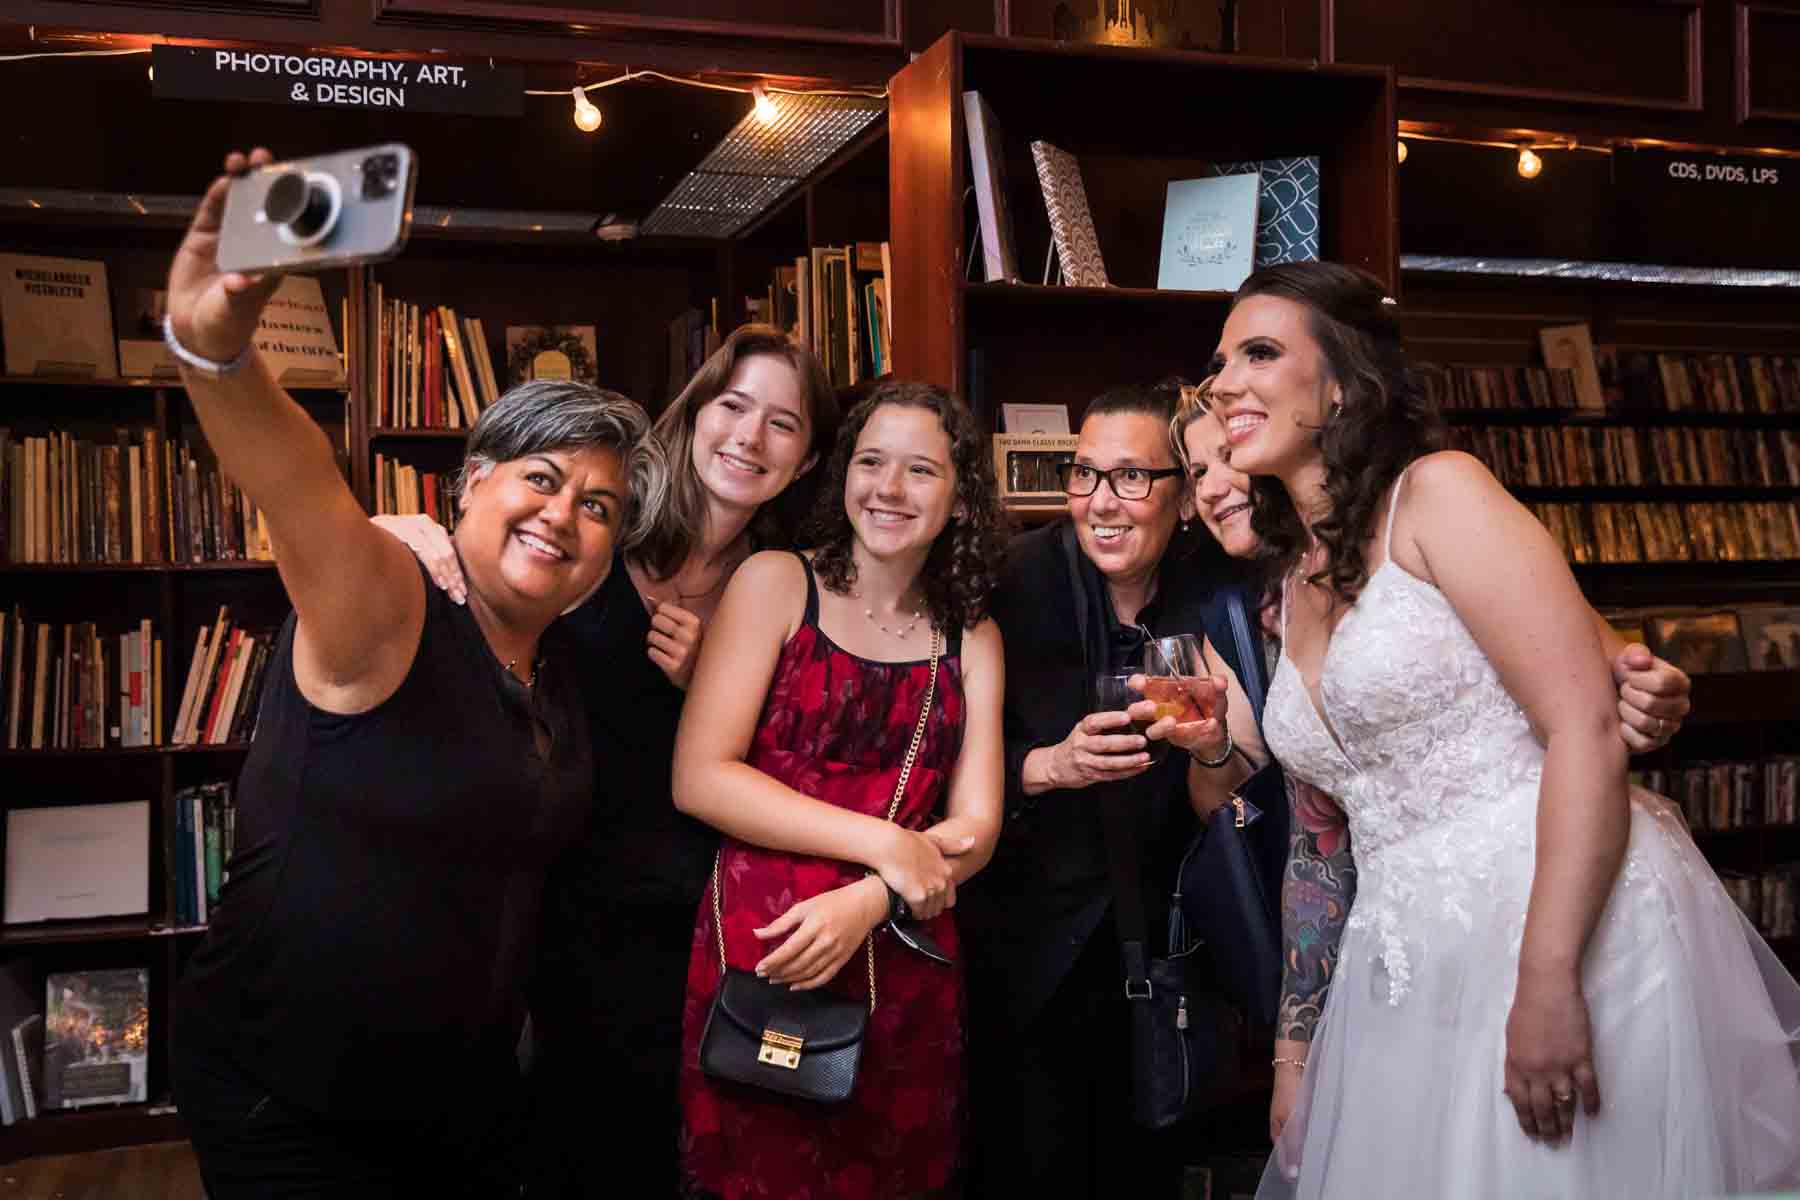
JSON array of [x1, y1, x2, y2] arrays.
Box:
[[887, 33, 1397, 437], [0, 189, 736, 1158], [1402, 268, 1800, 961]]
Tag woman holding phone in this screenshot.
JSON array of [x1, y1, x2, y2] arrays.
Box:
[[165, 150, 660, 1197]]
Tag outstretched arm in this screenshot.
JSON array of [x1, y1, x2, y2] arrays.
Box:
[[170, 150, 422, 713]]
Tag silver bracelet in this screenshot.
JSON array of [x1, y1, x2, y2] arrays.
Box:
[[1190, 726, 1234, 769], [163, 313, 250, 378]]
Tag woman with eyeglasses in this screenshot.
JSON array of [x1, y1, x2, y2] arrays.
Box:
[[961, 383, 1283, 1197]]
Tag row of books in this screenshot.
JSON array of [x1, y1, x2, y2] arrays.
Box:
[[756, 242, 892, 391], [1528, 501, 1800, 564], [1422, 352, 1800, 414], [0, 964, 147, 1123], [1, 613, 159, 750], [1631, 758, 1800, 831], [0, 427, 273, 565], [171, 608, 272, 748], [1721, 867, 1798, 941], [372, 454, 458, 529], [1609, 605, 1800, 675], [171, 782, 237, 929], [1450, 425, 1800, 489], [371, 290, 503, 430]]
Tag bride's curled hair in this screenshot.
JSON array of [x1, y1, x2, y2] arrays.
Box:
[[1236, 262, 1444, 606]]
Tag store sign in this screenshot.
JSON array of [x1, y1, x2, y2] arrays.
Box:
[[1613, 147, 1799, 268], [151, 45, 523, 117]]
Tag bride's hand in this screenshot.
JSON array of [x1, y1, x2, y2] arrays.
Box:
[[1503, 965, 1600, 1144]]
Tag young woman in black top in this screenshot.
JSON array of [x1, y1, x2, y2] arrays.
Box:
[[164, 149, 660, 1197], [376, 325, 838, 1196]]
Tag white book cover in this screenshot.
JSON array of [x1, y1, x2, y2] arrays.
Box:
[[0, 254, 118, 378], [253, 276, 344, 384], [1157, 174, 1261, 292], [963, 91, 1020, 283], [3, 802, 149, 924]]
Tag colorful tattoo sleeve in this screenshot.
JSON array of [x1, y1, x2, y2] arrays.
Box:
[[1277, 779, 1357, 1043]]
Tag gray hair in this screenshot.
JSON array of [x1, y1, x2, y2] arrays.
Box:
[[459, 380, 669, 549]]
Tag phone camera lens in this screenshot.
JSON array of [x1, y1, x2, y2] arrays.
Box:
[[360, 154, 400, 200], [263, 170, 335, 240]]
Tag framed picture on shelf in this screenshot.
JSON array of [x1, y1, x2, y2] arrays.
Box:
[[1738, 607, 1800, 671], [506, 325, 597, 386], [1645, 611, 1750, 676], [993, 433, 1078, 508]]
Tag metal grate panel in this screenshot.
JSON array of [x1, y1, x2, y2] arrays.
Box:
[[640, 93, 885, 239]]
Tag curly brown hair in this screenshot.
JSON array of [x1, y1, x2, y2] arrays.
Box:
[[1232, 263, 1445, 607], [804, 380, 1006, 633]]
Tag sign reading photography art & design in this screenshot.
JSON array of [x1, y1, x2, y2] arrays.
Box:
[[151, 45, 523, 117]]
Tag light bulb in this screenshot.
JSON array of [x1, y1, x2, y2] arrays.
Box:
[[571, 87, 602, 133], [1396, 139, 1407, 164], [752, 85, 778, 125], [1517, 147, 1542, 179]]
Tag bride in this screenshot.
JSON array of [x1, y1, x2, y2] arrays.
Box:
[[1205, 262, 1800, 1198]]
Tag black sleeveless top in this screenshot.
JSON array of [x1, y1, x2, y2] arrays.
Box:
[[178, 568, 592, 1120]]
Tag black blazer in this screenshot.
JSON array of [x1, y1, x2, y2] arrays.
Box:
[[961, 521, 1286, 1027]]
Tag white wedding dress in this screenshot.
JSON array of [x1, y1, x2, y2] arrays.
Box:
[[1256, 470, 1800, 1199]]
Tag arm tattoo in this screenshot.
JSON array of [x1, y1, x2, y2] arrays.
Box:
[[1277, 780, 1357, 1043]]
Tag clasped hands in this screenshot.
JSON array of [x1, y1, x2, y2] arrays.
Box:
[[751, 820, 976, 991]]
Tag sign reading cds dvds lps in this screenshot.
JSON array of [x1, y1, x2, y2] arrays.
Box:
[[1614, 148, 1799, 269]]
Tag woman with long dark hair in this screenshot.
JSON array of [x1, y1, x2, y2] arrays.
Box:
[[1207, 262, 1800, 1197], [672, 381, 1007, 1198]]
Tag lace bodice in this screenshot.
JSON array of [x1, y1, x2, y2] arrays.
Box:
[[1264, 485, 1546, 1005]]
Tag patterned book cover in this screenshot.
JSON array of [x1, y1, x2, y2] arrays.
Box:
[[1029, 141, 1108, 288], [1203, 157, 1321, 266]]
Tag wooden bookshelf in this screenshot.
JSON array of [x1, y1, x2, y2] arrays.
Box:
[[889, 32, 1397, 428]]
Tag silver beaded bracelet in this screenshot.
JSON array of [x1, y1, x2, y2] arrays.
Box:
[[163, 313, 250, 378]]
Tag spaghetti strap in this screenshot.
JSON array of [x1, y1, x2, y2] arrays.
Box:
[[1279, 572, 1292, 643], [792, 549, 820, 627], [1382, 464, 1414, 565]]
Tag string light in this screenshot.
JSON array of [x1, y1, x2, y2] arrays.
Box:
[[752, 84, 778, 124], [1517, 146, 1543, 179], [571, 86, 602, 132], [1396, 139, 1407, 164]]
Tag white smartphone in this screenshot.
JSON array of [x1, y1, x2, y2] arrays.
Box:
[[216, 144, 417, 275]]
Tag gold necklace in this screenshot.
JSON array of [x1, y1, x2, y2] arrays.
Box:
[[503, 657, 540, 688]]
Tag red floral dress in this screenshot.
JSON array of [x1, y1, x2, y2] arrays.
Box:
[[679, 556, 966, 1200]]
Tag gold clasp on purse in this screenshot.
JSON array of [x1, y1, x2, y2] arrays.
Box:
[[757, 1028, 805, 1070]]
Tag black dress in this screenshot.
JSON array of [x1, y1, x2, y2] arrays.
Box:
[[174, 566, 592, 1195], [525, 548, 720, 1198]]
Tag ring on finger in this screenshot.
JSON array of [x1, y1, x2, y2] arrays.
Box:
[[1552, 1089, 1575, 1107]]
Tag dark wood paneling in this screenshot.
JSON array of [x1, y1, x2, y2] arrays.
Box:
[[1738, 3, 1800, 123], [1002, 0, 1227, 50], [1326, 0, 1702, 112], [9, 1, 903, 85], [373, 0, 898, 46], [888, 32, 964, 393], [902, 0, 1000, 51]]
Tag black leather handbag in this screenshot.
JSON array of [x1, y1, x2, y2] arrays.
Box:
[[698, 629, 940, 1105]]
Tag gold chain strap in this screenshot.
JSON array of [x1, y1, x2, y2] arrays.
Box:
[[714, 626, 942, 1015]]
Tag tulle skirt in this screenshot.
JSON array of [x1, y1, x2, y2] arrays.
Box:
[[1259, 786, 1800, 1199]]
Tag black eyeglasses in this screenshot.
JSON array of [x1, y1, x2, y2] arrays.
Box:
[[1055, 462, 1186, 500]]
